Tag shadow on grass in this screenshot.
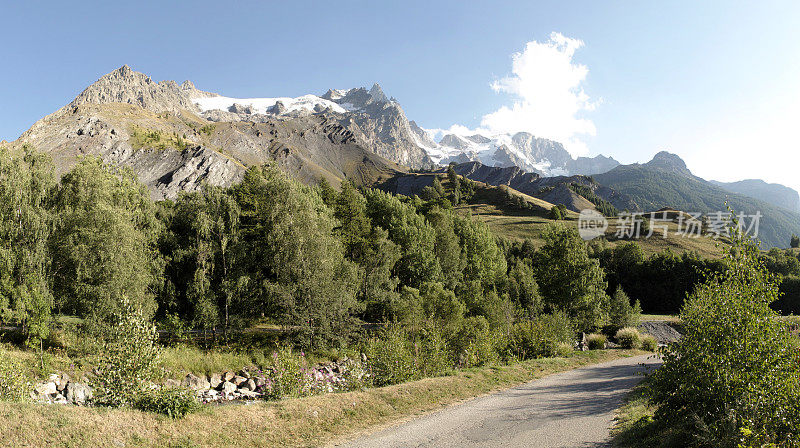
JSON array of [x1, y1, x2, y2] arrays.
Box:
[[611, 379, 687, 448]]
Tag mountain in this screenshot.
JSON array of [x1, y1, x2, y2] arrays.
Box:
[[421, 130, 620, 176], [594, 152, 800, 248], [8, 66, 434, 199], [416, 161, 636, 213], [711, 179, 800, 214]]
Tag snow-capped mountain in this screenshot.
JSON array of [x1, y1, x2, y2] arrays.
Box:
[[419, 129, 620, 176]]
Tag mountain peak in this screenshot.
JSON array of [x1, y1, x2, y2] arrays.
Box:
[[369, 83, 388, 102], [644, 151, 693, 177], [65, 65, 199, 113]]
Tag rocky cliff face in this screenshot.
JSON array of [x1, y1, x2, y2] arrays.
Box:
[[12, 66, 405, 199]]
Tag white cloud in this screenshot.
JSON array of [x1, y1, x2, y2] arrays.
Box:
[[480, 32, 597, 156], [428, 32, 597, 156]]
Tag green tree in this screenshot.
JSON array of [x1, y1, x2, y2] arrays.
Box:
[[606, 287, 641, 333], [233, 166, 358, 348], [549, 205, 563, 220], [447, 164, 461, 205], [51, 158, 161, 324], [0, 146, 56, 348], [534, 224, 609, 331], [791, 234, 800, 249], [649, 220, 800, 446]]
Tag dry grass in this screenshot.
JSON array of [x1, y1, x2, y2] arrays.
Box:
[[0, 350, 641, 448]]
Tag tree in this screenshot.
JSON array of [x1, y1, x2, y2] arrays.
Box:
[[0, 146, 57, 349], [549, 206, 563, 220], [649, 220, 800, 446], [533, 224, 609, 331], [163, 185, 241, 341], [447, 164, 461, 205], [791, 234, 800, 249], [51, 158, 161, 324], [233, 166, 358, 348], [606, 287, 641, 333]]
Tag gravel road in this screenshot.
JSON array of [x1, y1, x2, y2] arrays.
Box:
[[335, 354, 661, 448]]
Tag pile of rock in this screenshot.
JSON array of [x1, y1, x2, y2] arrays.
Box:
[[31, 373, 92, 405], [170, 369, 266, 403], [27, 358, 368, 406]]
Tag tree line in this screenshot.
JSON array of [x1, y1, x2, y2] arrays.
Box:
[[2, 145, 797, 352]]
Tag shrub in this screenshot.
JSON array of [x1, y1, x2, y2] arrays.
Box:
[[0, 349, 28, 402], [615, 327, 642, 349], [135, 387, 199, 418], [586, 333, 607, 350], [93, 299, 162, 407], [414, 324, 452, 377], [648, 223, 800, 447], [640, 334, 658, 351], [262, 345, 314, 400], [363, 325, 416, 387], [506, 311, 575, 360], [451, 316, 499, 368]]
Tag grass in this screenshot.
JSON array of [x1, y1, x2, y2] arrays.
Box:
[[460, 203, 725, 258], [611, 380, 684, 447], [639, 314, 681, 323], [0, 349, 642, 448]]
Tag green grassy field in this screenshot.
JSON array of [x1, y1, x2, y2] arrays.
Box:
[[458, 203, 726, 259]]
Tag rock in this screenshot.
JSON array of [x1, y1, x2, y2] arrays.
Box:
[[220, 381, 237, 395], [232, 375, 247, 386], [239, 389, 260, 399], [163, 378, 181, 388], [240, 378, 256, 392], [65, 382, 93, 404], [209, 373, 223, 389], [57, 373, 71, 392], [35, 382, 58, 396], [182, 373, 210, 391], [223, 371, 235, 382]]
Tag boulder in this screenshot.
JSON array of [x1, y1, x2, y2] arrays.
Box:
[[220, 381, 237, 395], [163, 378, 181, 388], [182, 373, 210, 391], [209, 373, 223, 389], [65, 382, 93, 404], [34, 382, 57, 396], [232, 375, 247, 386], [240, 378, 256, 391], [222, 371, 235, 382]]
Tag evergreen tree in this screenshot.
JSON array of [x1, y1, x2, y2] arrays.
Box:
[[791, 234, 799, 249]]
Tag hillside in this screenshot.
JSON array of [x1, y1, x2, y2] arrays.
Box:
[[711, 178, 800, 213], [595, 154, 800, 248]]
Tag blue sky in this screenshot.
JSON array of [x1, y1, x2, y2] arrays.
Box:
[[2, 1, 799, 192]]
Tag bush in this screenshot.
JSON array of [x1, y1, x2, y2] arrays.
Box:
[[586, 333, 607, 350], [135, 387, 199, 418], [0, 349, 28, 402], [615, 327, 642, 349], [414, 324, 452, 377], [262, 345, 314, 400], [363, 325, 416, 387], [93, 299, 162, 407], [640, 334, 658, 351], [506, 312, 575, 360], [451, 316, 499, 368], [648, 225, 800, 447]]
